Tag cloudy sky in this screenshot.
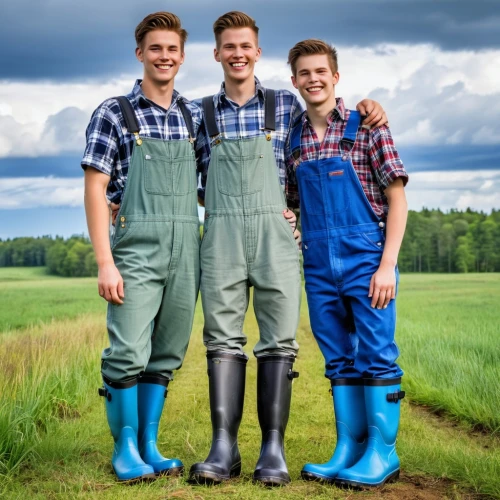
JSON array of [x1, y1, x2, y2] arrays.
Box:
[[1, 0, 499, 238]]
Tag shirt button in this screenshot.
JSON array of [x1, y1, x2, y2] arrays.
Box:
[[377, 242, 382, 246], [379, 222, 385, 228], [120, 216, 126, 222], [342, 155, 348, 161]]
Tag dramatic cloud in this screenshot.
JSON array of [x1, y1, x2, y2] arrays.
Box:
[[0, 177, 83, 209], [1, 43, 499, 160], [2, 0, 499, 80], [406, 170, 500, 213]]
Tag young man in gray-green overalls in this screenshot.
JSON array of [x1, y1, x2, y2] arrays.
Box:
[[82, 12, 202, 483], [189, 11, 387, 487]]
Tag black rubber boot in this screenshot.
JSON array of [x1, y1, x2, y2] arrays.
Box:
[[253, 355, 299, 486], [189, 352, 247, 484]]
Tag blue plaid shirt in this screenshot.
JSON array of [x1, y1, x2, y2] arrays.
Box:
[[81, 80, 204, 203], [195, 78, 303, 203]]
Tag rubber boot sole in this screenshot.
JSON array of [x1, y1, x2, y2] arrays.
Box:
[[301, 470, 336, 484], [334, 469, 400, 489], [157, 465, 184, 477], [253, 471, 291, 487], [114, 471, 157, 484], [188, 463, 241, 485]]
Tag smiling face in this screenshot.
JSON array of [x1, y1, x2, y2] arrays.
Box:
[[136, 29, 184, 87], [291, 54, 339, 108], [214, 27, 261, 85]]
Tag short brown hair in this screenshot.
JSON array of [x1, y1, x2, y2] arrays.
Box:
[[288, 39, 338, 76], [135, 12, 188, 51], [213, 11, 259, 47]]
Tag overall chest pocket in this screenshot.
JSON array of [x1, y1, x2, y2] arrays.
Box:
[[216, 154, 264, 196], [299, 169, 348, 215], [144, 154, 196, 196]]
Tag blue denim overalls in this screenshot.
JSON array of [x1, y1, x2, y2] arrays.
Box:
[[290, 110, 403, 380]]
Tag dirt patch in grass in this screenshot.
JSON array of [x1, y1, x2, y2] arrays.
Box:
[[357, 473, 486, 500]]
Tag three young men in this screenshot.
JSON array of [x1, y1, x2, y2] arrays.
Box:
[[83, 9, 399, 488], [286, 39, 408, 488], [82, 13, 202, 482]]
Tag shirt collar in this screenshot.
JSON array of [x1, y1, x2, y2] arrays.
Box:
[[302, 97, 346, 125], [131, 79, 180, 110], [214, 76, 265, 106]]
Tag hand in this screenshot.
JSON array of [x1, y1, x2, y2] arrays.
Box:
[[283, 208, 297, 232], [98, 262, 125, 305], [368, 263, 396, 309], [293, 229, 302, 250], [110, 202, 121, 226], [356, 99, 388, 129]]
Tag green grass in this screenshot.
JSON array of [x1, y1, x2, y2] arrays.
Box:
[[0, 267, 105, 332], [0, 269, 498, 498], [397, 274, 500, 434]]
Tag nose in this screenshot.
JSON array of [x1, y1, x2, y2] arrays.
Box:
[[160, 49, 170, 60]]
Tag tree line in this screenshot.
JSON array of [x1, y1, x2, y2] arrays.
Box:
[[0, 236, 97, 277], [1, 208, 499, 276]]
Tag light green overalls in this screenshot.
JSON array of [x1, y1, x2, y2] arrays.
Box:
[[102, 97, 200, 382], [200, 92, 301, 357]]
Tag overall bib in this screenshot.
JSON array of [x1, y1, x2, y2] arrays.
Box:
[[102, 98, 200, 382], [200, 92, 300, 357], [188, 92, 300, 487], [291, 110, 403, 380]]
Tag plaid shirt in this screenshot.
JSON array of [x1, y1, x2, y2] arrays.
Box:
[[81, 80, 204, 203], [195, 78, 303, 200], [285, 98, 408, 219]]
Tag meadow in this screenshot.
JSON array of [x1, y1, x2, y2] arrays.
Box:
[[0, 268, 498, 499]]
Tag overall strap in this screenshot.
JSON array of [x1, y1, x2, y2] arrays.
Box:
[[264, 88, 276, 131], [202, 95, 219, 137], [177, 98, 196, 144], [115, 96, 140, 134], [289, 113, 304, 160], [341, 110, 361, 152]]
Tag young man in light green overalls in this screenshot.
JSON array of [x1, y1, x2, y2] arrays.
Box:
[[82, 12, 202, 483], [189, 11, 387, 487]]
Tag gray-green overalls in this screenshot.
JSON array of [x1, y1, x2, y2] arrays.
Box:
[[200, 91, 300, 357], [102, 97, 200, 382]]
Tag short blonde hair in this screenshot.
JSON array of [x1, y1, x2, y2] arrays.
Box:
[[213, 11, 259, 47], [135, 12, 188, 50], [288, 39, 338, 76]]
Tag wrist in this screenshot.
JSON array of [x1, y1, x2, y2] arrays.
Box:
[[379, 257, 397, 269], [97, 258, 115, 268]]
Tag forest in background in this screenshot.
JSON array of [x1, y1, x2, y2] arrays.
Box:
[[1, 208, 500, 276]]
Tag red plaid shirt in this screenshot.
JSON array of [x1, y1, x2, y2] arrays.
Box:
[[285, 97, 408, 220]]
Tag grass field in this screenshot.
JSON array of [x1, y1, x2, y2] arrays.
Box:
[[0, 268, 498, 499]]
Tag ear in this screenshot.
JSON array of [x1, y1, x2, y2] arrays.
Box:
[[214, 47, 221, 63], [135, 46, 143, 63], [333, 71, 340, 85], [291, 75, 298, 89], [255, 46, 262, 63], [180, 51, 185, 65]]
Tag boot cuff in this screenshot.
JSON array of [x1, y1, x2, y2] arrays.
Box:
[[363, 377, 402, 386], [207, 351, 248, 364]]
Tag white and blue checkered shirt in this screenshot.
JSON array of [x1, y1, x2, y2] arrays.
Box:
[[195, 78, 303, 202], [81, 80, 204, 204]]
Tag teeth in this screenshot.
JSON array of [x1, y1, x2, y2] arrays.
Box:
[[307, 87, 322, 92], [231, 63, 246, 67], [157, 65, 172, 69]]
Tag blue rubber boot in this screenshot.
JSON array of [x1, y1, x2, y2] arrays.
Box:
[[301, 379, 367, 483], [335, 378, 405, 488], [138, 374, 184, 475], [99, 377, 156, 482]]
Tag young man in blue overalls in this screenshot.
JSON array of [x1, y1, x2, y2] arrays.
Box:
[[189, 13, 388, 487], [82, 12, 203, 483], [286, 39, 409, 488]]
